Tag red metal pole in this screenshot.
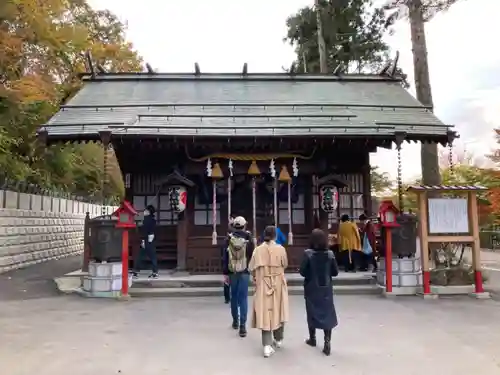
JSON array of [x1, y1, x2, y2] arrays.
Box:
[[385, 227, 393, 293], [121, 230, 129, 296], [423, 271, 431, 294], [474, 270, 484, 294]]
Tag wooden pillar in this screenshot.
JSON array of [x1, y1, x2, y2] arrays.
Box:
[[361, 154, 372, 216], [182, 187, 195, 272], [176, 211, 188, 271], [468, 191, 484, 293], [417, 191, 431, 295], [304, 175, 313, 231]]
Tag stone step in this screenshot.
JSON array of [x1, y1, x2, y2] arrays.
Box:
[[131, 273, 376, 289], [129, 284, 381, 298]]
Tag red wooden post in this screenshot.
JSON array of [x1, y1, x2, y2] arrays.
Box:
[[470, 191, 485, 294], [474, 269, 484, 294], [121, 229, 129, 296], [385, 227, 393, 293]]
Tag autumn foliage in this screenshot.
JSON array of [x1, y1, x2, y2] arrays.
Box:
[[0, 0, 143, 201]]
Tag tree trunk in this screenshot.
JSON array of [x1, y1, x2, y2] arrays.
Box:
[[315, 0, 328, 74], [409, 0, 441, 186]]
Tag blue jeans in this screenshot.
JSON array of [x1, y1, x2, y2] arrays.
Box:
[[229, 272, 250, 326]]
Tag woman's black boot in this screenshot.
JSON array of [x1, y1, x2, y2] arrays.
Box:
[[323, 329, 331, 356], [305, 327, 316, 347]]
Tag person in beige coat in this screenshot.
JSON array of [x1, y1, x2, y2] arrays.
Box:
[[249, 225, 290, 358]]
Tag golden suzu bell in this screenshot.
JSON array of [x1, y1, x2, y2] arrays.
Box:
[[211, 162, 224, 179], [278, 165, 291, 182], [247, 160, 261, 176]]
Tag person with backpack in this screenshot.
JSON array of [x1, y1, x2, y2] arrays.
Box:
[[222, 215, 236, 304], [222, 216, 254, 337]]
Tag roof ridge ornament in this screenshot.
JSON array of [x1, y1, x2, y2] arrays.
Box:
[[194, 62, 200, 76], [84, 50, 95, 78], [379, 51, 400, 78], [388, 51, 400, 78], [242, 63, 248, 76], [378, 60, 392, 77], [96, 64, 107, 74], [333, 64, 343, 76], [145, 63, 155, 74]]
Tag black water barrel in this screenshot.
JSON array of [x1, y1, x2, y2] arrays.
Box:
[[88, 215, 123, 262], [379, 214, 418, 258]]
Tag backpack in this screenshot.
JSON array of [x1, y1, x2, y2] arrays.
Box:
[[227, 234, 249, 272]]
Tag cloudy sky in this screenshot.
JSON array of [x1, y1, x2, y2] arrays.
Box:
[[89, 0, 499, 181]]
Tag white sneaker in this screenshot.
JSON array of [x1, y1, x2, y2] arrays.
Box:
[[273, 340, 283, 349], [263, 345, 275, 358]]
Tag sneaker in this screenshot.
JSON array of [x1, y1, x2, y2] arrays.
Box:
[[263, 345, 275, 358], [131, 272, 139, 279], [231, 321, 239, 330], [273, 340, 283, 349], [238, 325, 247, 337], [148, 273, 159, 279]]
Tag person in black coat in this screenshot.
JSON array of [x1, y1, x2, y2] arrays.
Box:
[[299, 228, 339, 356], [132, 205, 159, 279]]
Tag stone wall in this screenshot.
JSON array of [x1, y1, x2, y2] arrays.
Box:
[[0, 189, 116, 273]]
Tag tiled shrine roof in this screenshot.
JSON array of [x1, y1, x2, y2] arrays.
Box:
[[41, 73, 455, 142]]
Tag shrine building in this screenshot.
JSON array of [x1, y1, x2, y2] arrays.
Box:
[[39, 68, 455, 273]]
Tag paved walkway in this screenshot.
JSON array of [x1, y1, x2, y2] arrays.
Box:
[[464, 249, 500, 296], [0, 255, 82, 301], [2, 294, 500, 374]]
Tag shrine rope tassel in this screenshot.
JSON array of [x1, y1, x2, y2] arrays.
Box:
[[212, 181, 217, 245], [270, 159, 278, 227], [228, 159, 233, 221], [208, 160, 223, 245], [279, 164, 292, 245], [248, 160, 260, 242]]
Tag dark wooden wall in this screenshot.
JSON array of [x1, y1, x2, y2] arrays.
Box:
[[115, 138, 372, 273]]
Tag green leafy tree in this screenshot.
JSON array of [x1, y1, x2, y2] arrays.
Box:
[[384, 0, 464, 187], [285, 0, 408, 87], [0, 0, 141, 201], [370, 166, 394, 195]]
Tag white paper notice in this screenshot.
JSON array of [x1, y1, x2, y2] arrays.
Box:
[[428, 198, 469, 234]]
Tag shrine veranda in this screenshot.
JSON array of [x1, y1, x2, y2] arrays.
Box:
[[39, 71, 455, 273]]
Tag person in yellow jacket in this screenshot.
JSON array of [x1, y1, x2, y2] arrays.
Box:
[[337, 214, 362, 272]]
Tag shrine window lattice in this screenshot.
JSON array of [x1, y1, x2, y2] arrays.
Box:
[[132, 174, 178, 226]]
